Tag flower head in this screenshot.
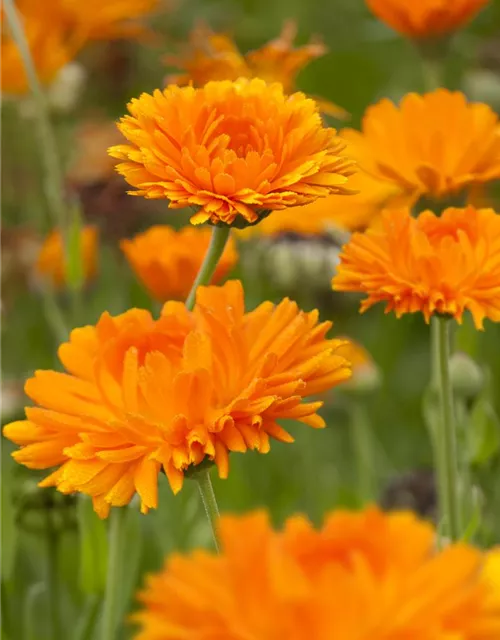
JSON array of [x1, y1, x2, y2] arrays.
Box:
[[342, 90, 500, 202], [36, 226, 98, 288], [132, 506, 500, 639], [335, 338, 381, 393], [332, 206, 500, 329], [366, 0, 489, 39], [108, 78, 356, 227], [3, 280, 351, 517], [121, 225, 238, 301], [165, 21, 348, 119]]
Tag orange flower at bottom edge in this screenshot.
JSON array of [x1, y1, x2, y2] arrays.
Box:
[[3, 280, 351, 517], [121, 225, 238, 301], [36, 225, 98, 288], [332, 206, 500, 329], [132, 506, 500, 639]]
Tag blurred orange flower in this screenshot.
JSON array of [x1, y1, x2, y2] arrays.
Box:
[[109, 78, 356, 227], [3, 280, 351, 517], [36, 226, 98, 288], [342, 90, 500, 202], [332, 206, 500, 329], [132, 507, 500, 639], [366, 0, 489, 39], [121, 225, 238, 301], [165, 21, 348, 119]]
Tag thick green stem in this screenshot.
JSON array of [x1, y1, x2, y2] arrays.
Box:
[[194, 468, 220, 551], [420, 55, 442, 91], [350, 403, 375, 503], [101, 507, 127, 640], [434, 317, 462, 540], [185, 226, 231, 311], [46, 511, 61, 640]]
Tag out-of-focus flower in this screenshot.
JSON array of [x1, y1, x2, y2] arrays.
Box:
[[366, 0, 489, 39], [3, 280, 351, 517], [35, 226, 98, 288], [335, 337, 381, 393], [332, 206, 500, 329], [380, 468, 436, 520], [121, 225, 238, 301], [132, 506, 500, 639], [342, 90, 500, 203], [109, 78, 356, 228], [165, 21, 348, 120]]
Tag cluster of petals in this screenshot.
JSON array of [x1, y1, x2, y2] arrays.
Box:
[[121, 225, 238, 301], [3, 280, 351, 518], [342, 89, 500, 201], [108, 78, 356, 227], [366, 0, 489, 39], [36, 225, 98, 288], [332, 206, 500, 329], [164, 21, 348, 119], [132, 506, 500, 639]]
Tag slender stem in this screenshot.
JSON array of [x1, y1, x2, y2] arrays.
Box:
[[194, 468, 220, 551], [420, 55, 442, 91], [46, 510, 62, 640], [3, 0, 67, 231], [435, 317, 462, 540], [185, 226, 231, 311], [101, 507, 127, 640], [42, 286, 69, 343], [350, 402, 375, 503]]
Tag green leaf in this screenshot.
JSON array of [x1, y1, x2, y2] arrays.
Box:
[[77, 496, 108, 595], [65, 204, 84, 291]]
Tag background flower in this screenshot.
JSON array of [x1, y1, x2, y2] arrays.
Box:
[[108, 78, 356, 227], [121, 225, 238, 301], [332, 206, 500, 328], [132, 507, 500, 639]]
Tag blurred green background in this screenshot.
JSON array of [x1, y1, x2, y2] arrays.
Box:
[[3, 0, 500, 638]]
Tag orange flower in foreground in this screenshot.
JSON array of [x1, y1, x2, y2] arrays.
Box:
[[333, 206, 500, 329], [108, 78, 356, 227], [165, 21, 348, 119], [36, 226, 98, 288], [342, 90, 500, 202], [366, 0, 489, 39], [132, 507, 500, 639], [121, 225, 238, 301], [3, 281, 351, 517]]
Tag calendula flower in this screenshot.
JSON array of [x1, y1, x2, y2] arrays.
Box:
[[165, 21, 348, 119], [332, 206, 500, 329], [335, 337, 381, 393], [132, 506, 500, 639], [121, 225, 238, 301], [109, 78, 356, 227], [342, 90, 500, 202], [366, 0, 489, 39], [36, 226, 98, 288], [3, 280, 351, 517]]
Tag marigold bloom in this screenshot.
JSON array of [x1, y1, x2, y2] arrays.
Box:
[[132, 506, 500, 639], [366, 0, 489, 39], [332, 206, 500, 329], [108, 78, 356, 227], [36, 226, 98, 288], [121, 225, 238, 301], [3, 280, 351, 517], [165, 22, 348, 120], [342, 90, 500, 202]]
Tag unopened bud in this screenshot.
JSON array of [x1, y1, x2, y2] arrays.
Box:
[[449, 352, 484, 400]]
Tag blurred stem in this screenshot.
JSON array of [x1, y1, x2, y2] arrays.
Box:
[[74, 595, 101, 640], [46, 510, 62, 640], [42, 287, 69, 343], [350, 402, 375, 503], [434, 317, 462, 540], [194, 468, 220, 551], [3, 0, 67, 231], [420, 56, 442, 91], [185, 226, 230, 310], [101, 507, 127, 640]]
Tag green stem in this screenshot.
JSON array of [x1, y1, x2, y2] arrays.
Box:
[[435, 317, 462, 540], [101, 507, 127, 640], [350, 402, 375, 503], [194, 468, 220, 551], [185, 226, 231, 311], [420, 55, 442, 91], [42, 286, 69, 344], [46, 510, 61, 640]]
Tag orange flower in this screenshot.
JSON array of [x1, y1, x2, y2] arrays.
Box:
[[366, 0, 489, 39], [132, 506, 500, 639], [3, 280, 351, 517], [332, 206, 500, 329], [342, 90, 500, 202], [165, 21, 348, 120], [108, 78, 356, 227], [121, 225, 238, 301], [36, 226, 98, 288], [335, 338, 381, 393]]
